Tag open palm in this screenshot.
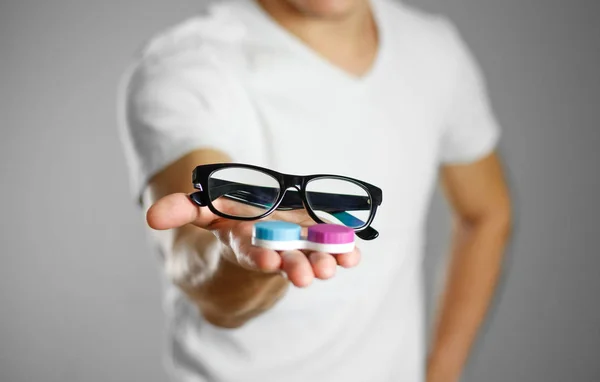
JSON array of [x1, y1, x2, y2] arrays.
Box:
[[146, 193, 361, 287]]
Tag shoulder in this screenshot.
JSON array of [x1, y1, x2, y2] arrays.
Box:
[[376, 0, 482, 93], [378, 0, 460, 42], [124, 2, 252, 88], [378, 0, 468, 67], [121, 2, 256, 112]]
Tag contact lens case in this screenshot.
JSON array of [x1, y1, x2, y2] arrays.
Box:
[[251, 221, 355, 254]]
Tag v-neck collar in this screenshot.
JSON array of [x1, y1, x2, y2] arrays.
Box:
[[237, 0, 390, 87]]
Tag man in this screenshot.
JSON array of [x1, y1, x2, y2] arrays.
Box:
[[118, 0, 512, 381]]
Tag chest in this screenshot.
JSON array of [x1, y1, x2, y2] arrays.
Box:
[[245, 83, 444, 233], [252, 77, 443, 174]]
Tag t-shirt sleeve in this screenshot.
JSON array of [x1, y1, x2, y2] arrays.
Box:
[[118, 56, 242, 203], [438, 22, 501, 164]]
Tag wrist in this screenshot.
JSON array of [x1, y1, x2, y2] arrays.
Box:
[[167, 228, 223, 288], [197, 262, 289, 328], [427, 349, 464, 382], [194, 251, 289, 324], [427, 362, 461, 382]]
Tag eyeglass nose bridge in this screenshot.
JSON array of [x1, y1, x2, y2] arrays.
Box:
[[282, 176, 303, 190], [279, 183, 303, 199], [276, 180, 306, 211]]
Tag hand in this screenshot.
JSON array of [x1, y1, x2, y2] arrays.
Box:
[[146, 193, 362, 287]]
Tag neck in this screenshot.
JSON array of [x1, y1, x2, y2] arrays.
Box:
[[256, 0, 373, 40], [255, 0, 379, 76]]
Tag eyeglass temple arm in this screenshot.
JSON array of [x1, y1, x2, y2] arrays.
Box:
[[355, 226, 379, 240], [189, 191, 207, 206]]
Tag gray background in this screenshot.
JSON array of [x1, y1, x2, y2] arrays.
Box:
[[1, 0, 598, 381]]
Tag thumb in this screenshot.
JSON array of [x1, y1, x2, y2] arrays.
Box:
[[146, 193, 216, 230]]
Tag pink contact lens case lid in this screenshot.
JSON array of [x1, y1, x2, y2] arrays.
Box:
[[307, 224, 355, 244]]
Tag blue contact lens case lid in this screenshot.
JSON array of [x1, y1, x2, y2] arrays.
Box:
[[253, 221, 302, 241]]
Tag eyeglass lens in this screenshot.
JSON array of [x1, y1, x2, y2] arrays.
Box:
[[305, 177, 372, 229], [208, 167, 281, 218]]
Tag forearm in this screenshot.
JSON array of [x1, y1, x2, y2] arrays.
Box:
[[428, 214, 511, 380], [144, 149, 289, 327], [170, 227, 289, 328]]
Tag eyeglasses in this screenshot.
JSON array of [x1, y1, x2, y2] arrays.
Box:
[[189, 163, 383, 240]]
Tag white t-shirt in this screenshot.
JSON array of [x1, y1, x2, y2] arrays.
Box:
[[119, 1, 501, 381]]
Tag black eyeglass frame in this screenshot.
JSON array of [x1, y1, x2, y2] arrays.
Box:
[[189, 163, 383, 241]]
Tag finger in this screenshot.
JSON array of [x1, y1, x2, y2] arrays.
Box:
[[280, 250, 314, 288], [308, 252, 337, 280], [245, 247, 283, 272], [335, 247, 362, 268], [271, 209, 315, 226], [218, 221, 282, 273], [212, 198, 268, 219], [146, 193, 215, 230]]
